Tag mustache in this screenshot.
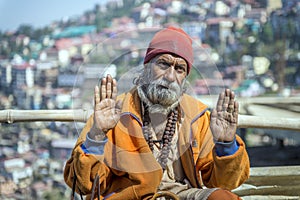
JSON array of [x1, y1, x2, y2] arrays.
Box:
[[146, 79, 183, 106], [151, 79, 182, 93]]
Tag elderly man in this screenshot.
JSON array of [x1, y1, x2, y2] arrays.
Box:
[[64, 26, 250, 200]]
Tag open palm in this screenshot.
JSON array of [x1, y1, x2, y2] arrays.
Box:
[[210, 89, 239, 142], [90, 74, 122, 139]]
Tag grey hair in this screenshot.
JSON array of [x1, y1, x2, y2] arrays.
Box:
[[133, 63, 152, 86]]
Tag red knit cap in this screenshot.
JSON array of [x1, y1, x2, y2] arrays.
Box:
[[143, 26, 193, 74]]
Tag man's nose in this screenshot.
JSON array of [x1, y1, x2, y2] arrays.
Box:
[[164, 66, 176, 82]]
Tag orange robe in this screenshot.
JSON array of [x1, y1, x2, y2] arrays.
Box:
[[64, 88, 250, 199]]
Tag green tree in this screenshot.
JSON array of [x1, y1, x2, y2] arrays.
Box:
[[43, 188, 67, 200], [17, 24, 34, 36], [260, 22, 273, 44]]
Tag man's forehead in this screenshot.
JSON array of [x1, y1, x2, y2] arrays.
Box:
[[156, 54, 187, 64]]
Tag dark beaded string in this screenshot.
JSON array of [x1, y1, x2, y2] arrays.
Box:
[[142, 105, 154, 151], [142, 103, 178, 169]]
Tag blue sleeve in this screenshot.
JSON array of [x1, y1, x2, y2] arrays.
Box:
[[215, 137, 239, 157], [81, 132, 108, 155]]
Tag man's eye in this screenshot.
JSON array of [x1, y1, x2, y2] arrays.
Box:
[[176, 66, 186, 73], [157, 61, 170, 68]]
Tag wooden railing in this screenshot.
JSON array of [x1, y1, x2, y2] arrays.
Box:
[[233, 165, 300, 198], [1, 109, 300, 199], [1, 109, 300, 131]]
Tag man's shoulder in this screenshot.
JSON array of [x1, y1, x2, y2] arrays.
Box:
[[182, 94, 204, 105], [181, 94, 208, 116], [117, 93, 126, 100], [117, 87, 137, 101]]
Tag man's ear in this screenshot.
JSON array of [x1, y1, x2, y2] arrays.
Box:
[[181, 78, 189, 93], [133, 65, 151, 86]]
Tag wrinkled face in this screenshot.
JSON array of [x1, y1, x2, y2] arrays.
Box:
[[145, 53, 188, 106]]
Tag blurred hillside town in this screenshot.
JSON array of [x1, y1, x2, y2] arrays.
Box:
[[0, 0, 300, 199]]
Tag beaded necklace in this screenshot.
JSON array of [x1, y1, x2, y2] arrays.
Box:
[[142, 103, 178, 169]]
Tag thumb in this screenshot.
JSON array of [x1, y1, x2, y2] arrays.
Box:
[[116, 99, 123, 111], [210, 109, 217, 126], [210, 108, 217, 120]]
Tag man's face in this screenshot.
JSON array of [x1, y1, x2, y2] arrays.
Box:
[[144, 54, 188, 106], [150, 54, 188, 85]]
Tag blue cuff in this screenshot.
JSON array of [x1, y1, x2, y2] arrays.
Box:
[[81, 132, 108, 155], [215, 137, 239, 157]]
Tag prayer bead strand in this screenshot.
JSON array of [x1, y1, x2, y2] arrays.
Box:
[[142, 103, 178, 169]]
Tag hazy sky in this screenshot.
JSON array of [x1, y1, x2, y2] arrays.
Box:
[[0, 0, 107, 31]]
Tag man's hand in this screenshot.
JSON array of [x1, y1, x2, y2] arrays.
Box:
[[90, 74, 122, 140], [210, 89, 239, 142]]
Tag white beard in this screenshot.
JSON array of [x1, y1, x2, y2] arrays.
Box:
[[137, 79, 182, 115]]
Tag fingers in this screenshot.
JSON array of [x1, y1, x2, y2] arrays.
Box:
[[215, 89, 238, 116], [216, 89, 235, 111], [233, 101, 239, 120], [94, 85, 100, 105], [100, 74, 117, 101], [223, 89, 230, 112], [216, 92, 224, 112], [101, 77, 107, 100], [106, 76, 112, 99], [111, 79, 118, 100], [227, 89, 235, 113]]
